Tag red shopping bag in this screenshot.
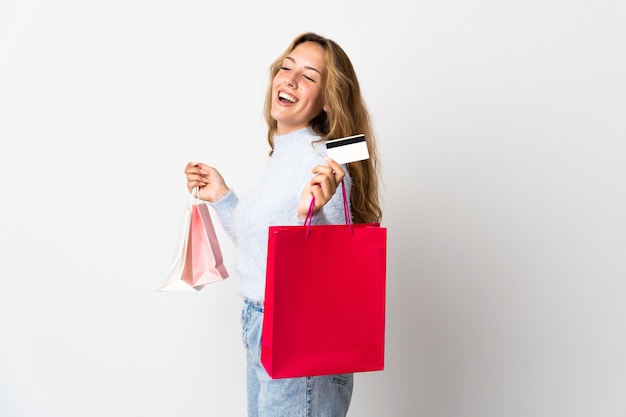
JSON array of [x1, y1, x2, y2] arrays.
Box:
[[158, 187, 228, 292], [261, 183, 386, 378]]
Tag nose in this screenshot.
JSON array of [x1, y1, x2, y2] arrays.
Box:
[[284, 76, 295, 88]]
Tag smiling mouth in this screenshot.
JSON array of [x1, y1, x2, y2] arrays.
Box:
[[278, 91, 296, 103]]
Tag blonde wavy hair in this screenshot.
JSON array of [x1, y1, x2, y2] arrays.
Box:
[[263, 32, 382, 224]]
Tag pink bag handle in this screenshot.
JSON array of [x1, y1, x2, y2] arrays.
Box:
[[304, 180, 352, 237]]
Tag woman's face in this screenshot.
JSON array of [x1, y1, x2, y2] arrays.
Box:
[[271, 41, 327, 135]]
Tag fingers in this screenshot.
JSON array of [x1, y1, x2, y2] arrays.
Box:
[[310, 168, 335, 195], [324, 157, 345, 183], [185, 162, 210, 176], [184, 162, 230, 202], [310, 158, 344, 189], [308, 158, 346, 210], [185, 162, 211, 191]]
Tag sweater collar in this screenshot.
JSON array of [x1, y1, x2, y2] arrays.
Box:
[[273, 127, 321, 153]]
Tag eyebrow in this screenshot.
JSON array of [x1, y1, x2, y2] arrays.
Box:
[[284, 56, 322, 75]]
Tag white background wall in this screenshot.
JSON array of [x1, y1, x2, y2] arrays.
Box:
[[1, 0, 625, 416]]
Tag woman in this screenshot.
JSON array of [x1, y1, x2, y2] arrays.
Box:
[[185, 32, 381, 417]]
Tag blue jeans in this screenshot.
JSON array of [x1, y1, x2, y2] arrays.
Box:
[[241, 300, 354, 417]]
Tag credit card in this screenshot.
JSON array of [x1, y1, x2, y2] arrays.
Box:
[[325, 134, 369, 164]]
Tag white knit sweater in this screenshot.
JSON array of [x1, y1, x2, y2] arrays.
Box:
[[210, 127, 352, 303]]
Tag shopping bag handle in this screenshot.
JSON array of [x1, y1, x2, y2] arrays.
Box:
[[304, 180, 352, 237], [188, 186, 202, 209]]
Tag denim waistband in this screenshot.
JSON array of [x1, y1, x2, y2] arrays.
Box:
[[243, 297, 264, 312]]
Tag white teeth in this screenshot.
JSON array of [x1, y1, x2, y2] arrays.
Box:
[[279, 92, 296, 103]]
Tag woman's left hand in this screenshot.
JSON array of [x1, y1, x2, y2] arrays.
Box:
[[297, 157, 345, 219]]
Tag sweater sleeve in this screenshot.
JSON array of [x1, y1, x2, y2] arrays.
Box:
[[208, 189, 239, 244]]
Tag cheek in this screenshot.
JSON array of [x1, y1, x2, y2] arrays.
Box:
[[310, 88, 325, 109], [302, 85, 323, 104], [272, 74, 283, 89]]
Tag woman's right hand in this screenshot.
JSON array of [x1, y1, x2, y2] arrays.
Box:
[[184, 162, 230, 202]]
